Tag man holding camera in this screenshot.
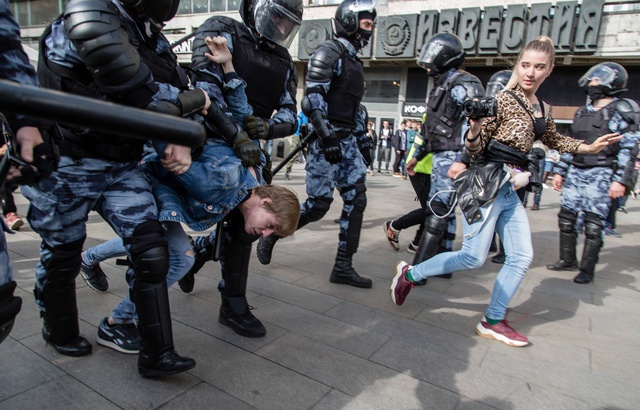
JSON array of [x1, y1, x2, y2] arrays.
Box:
[[389, 33, 484, 271]]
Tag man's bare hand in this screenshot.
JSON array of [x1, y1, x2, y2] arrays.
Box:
[[609, 181, 626, 199], [161, 144, 192, 175], [448, 161, 467, 179], [6, 126, 44, 181], [405, 157, 417, 176], [552, 174, 563, 191]]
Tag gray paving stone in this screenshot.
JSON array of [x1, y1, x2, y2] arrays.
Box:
[[0, 375, 120, 410], [257, 332, 459, 410], [2, 166, 639, 409]]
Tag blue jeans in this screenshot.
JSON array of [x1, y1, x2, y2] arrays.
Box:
[[411, 183, 533, 321], [83, 237, 126, 266], [84, 224, 194, 324]]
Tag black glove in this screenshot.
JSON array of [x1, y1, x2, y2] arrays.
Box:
[[243, 116, 271, 140], [232, 131, 261, 166], [321, 133, 342, 164]]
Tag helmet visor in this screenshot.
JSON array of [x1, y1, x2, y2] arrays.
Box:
[[350, 0, 376, 17], [485, 81, 506, 98], [578, 65, 617, 89], [254, 0, 302, 48], [417, 41, 443, 70]]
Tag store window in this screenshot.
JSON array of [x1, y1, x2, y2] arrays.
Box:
[[362, 68, 401, 104], [10, 0, 64, 27], [405, 68, 428, 103]]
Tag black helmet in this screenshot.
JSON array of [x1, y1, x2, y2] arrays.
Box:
[[417, 33, 465, 76], [240, 0, 303, 48], [121, 0, 179, 32], [333, 0, 377, 49], [578, 62, 628, 96], [485, 69, 512, 97]]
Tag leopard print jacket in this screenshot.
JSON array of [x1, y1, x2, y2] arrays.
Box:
[[479, 85, 582, 155]]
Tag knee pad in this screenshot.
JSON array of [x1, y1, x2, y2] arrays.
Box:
[[127, 221, 169, 284], [424, 214, 447, 236], [41, 236, 85, 285], [558, 208, 578, 233], [305, 197, 333, 224], [583, 212, 604, 240], [352, 184, 367, 213]]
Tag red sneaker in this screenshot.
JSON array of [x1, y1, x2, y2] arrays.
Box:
[[475, 318, 529, 347], [390, 261, 414, 306]]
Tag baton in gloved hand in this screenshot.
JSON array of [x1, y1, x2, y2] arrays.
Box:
[[271, 131, 316, 176], [0, 80, 205, 148]]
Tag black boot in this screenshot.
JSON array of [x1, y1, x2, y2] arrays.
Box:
[[547, 259, 578, 271], [0, 281, 22, 344], [491, 252, 506, 264], [36, 238, 92, 356], [489, 233, 498, 253], [547, 209, 578, 271], [41, 316, 92, 357], [573, 270, 594, 284], [138, 350, 196, 378], [219, 295, 266, 337], [491, 241, 506, 264], [134, 281, 195, 377], [573, 213, 603, 285], [330, 248, 372, 288], [256, 234, 280, 265]]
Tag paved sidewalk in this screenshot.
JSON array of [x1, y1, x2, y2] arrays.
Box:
[[2, 166, 640, 410]]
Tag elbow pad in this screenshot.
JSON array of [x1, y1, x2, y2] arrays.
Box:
[[269, 122, 297, 139], [64, 0, 156, 104], [204, 102, 242, 144], [177, 89, 207, 117]]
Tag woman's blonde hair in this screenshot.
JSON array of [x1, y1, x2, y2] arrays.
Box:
[[505, 35, 555, 90], [254, 185, 300, 237]]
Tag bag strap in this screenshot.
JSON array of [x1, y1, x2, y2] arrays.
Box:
[[505, 90, 536, 125]]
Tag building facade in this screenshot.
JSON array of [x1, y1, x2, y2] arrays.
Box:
[[11, 0, 640, 134]]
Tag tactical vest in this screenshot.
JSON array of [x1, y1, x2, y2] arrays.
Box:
[[322, 40, 365, 129], [38, 12, 188, 160], [192, 17, 294, 119], [425, 71, 482, 153], [571, 103, 620, 168]]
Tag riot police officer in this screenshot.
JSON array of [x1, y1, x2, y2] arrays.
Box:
[[24, 0, 207, 376], [179, 0, 302, 338], [0, 0, 50, 344], [401, 33, 485, 270], [256, 0, 376, 288], [547, 62, 639, 284]]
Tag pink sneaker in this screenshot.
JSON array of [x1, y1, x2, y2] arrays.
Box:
[[5, 212, 24, 231], [390, 261, 414, 306], [475, 318, 529, 347]]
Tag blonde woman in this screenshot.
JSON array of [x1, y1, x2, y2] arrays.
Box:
[[390, 36, 622, 347]]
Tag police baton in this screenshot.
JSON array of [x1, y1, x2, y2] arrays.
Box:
[[271, 130, 316, 176], [0, 80, 205, 148]]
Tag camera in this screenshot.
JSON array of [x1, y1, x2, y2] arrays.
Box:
[[462, 98, 498, 119]]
